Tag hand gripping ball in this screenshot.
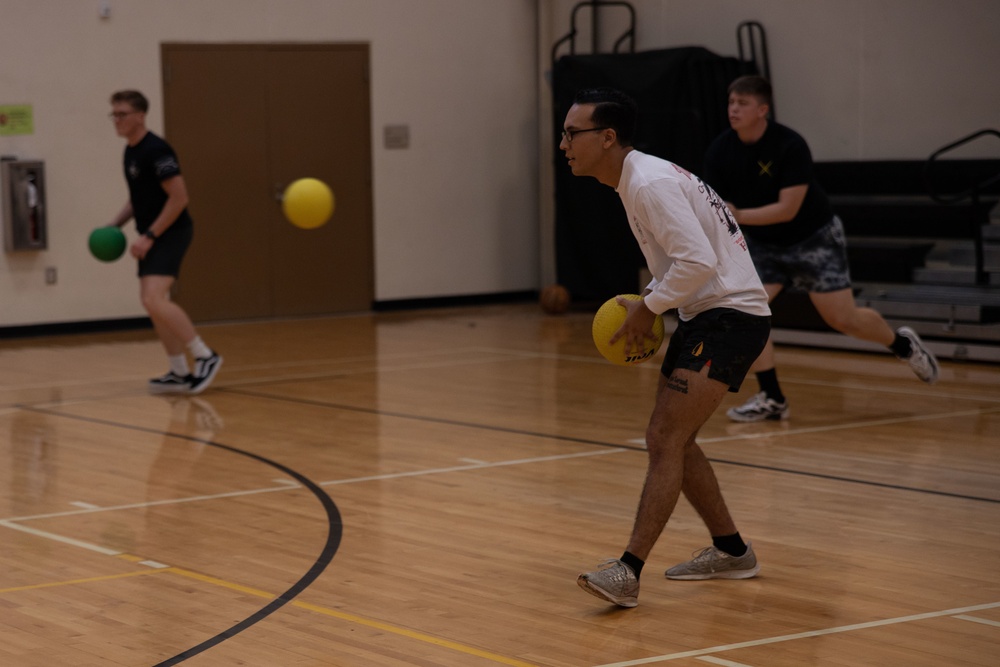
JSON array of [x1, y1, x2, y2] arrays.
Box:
[[88, 227, 127, 262], [592, 294, 665, 365]]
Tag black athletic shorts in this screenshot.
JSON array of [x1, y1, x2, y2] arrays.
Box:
[[661, 308, 771, 393], [744, 216, 852, 293], [138, 224, 193, 278]]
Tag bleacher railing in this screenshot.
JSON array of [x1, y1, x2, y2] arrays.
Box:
[[551, 0, 635, 64], [924, 129, 1000, 285]]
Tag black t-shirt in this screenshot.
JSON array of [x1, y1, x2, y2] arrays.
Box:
[[704, 122, 833, 246], [123, 132, 193, 236]]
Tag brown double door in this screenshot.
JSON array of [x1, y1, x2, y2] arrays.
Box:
[[161, 43, 373, 321]]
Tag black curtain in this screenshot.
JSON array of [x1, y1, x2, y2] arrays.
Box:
[[552, 47, 754, 301]]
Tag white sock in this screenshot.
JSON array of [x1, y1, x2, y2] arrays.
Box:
[[169, 354, 190, 376], [187, 336, 212, 359]]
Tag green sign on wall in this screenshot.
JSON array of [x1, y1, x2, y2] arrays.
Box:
[[0, 105, 34, 136]]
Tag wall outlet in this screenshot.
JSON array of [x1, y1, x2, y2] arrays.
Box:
[[45, 267, 57, 284], [384, 124, 410, 149]]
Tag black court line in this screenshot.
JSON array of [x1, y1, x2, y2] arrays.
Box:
[[707, 456, 1000, 505], [17, 405, 342, 667], [222, 387, 1000, 506]]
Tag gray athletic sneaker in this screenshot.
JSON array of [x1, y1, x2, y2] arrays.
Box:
[[896, 326, 939, 384], [665, 542, 760, 580], [726, 392, 789, 422], [577, 559, 639, 607]]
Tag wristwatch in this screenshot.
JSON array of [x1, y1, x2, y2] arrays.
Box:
[[144, 229, 157, 240]]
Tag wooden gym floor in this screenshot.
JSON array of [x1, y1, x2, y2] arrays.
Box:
[[0, 302, 997, 666]]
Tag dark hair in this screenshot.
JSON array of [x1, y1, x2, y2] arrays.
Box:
[[727, 75, 772, 108], [110, 89, 149, 113], [572, 87, 637, 147]]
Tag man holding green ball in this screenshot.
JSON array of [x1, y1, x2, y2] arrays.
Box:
[[107, 89, 221, 395]]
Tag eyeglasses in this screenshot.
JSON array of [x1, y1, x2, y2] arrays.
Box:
[[108, 111, 137, 120], [561, 127, 609, 143]]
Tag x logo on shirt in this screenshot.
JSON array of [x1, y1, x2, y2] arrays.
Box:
[[758, 160, 773, 176]]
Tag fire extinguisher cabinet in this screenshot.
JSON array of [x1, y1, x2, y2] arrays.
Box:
[[1, 159, 47, 251]]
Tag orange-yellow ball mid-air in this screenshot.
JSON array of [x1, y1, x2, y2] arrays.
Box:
[[282, 178, 335, 229]]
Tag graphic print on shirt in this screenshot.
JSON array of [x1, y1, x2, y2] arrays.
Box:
[[698, 178, 747, 251], [127, 161, 140, 180], [631, 215, 648, 245], [671, 163, 694, 180], [154, 156, 180, 179]]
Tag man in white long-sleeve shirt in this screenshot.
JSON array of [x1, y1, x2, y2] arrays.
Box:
[[563, 88, 772, 608]]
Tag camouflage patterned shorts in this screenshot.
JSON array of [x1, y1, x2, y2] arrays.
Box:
[[744, 216, 852, 293]]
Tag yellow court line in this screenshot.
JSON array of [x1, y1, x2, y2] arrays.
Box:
[[117, 553, 145, 563], [169, 566, 541, 667], [0, 562, 540, 666], [0, 568, 168, 594]]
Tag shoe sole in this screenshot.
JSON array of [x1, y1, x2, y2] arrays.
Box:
[[911, 364, 939, 384], [189, 357, 223, 395], [897, 326, 939, 383], [665, 564, 760, 581], [726, 409, 789, 423], [909, 353, 939, 384], [148, 384, 191, 395], [576, 576, 638, 607]]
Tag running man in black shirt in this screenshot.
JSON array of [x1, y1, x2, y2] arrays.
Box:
[[704, 76, 938, 422], [107, 90, 222, 395]]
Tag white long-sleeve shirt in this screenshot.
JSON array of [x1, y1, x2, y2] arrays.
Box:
[[616, 150, 770, 321]]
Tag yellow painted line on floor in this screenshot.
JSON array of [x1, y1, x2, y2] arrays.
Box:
[[167, 567, 273, 597], [116, 553, 145, 563], [169, 566, 541, 667], [0, 522, 539, 666], [0, 568, 168, 594], [0, 560, 540, 667]]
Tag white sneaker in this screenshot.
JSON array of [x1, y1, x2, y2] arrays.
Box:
[[896, 327, 939, 384], [726, 392, 789, 422]]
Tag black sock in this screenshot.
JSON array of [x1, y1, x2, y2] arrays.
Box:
[[712, 533, 747, 558], [756, 369, 784, 403], [620, 551, 645, 579], [890, 333, 912, 358]]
